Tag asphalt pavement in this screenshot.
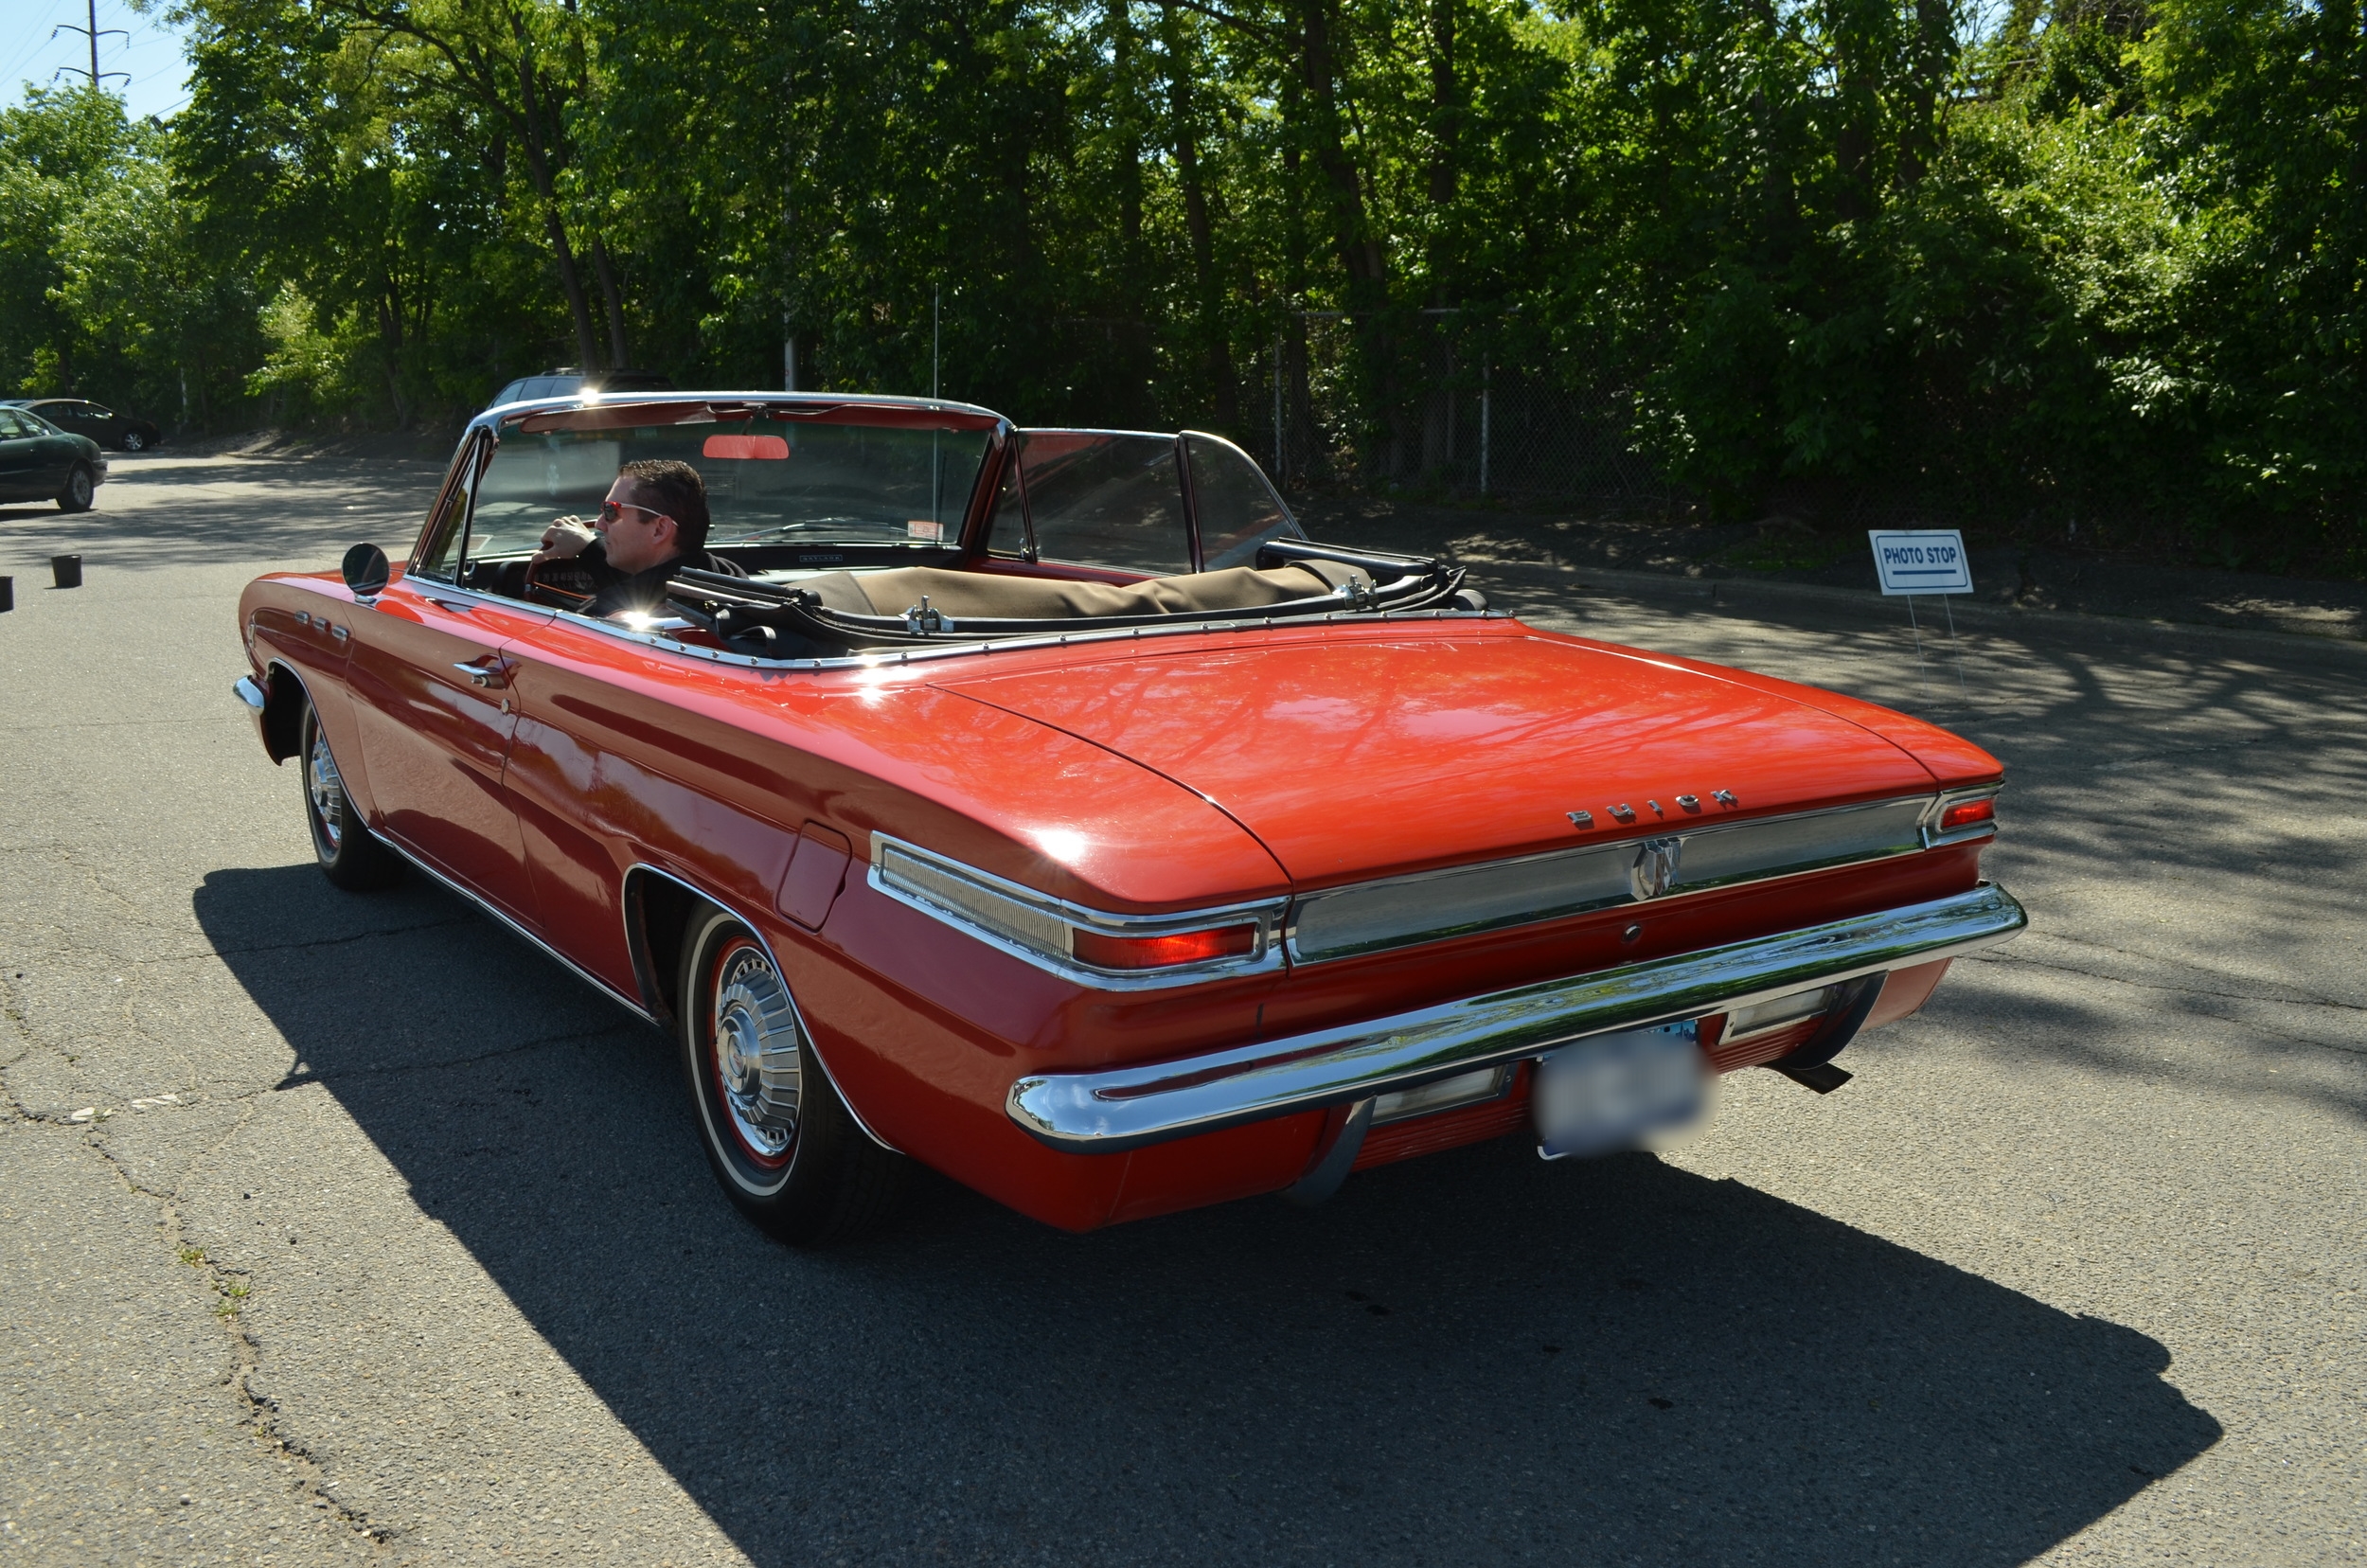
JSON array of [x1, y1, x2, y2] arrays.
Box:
[[2, 453, 2360, 1566]]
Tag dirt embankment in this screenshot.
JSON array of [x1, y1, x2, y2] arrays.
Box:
[[1295, 494, 2367, 645]]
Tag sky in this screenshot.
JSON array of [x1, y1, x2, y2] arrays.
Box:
[[1, 0, 192, 122]]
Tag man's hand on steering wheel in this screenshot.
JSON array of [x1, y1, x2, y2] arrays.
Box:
[[533, 517, 598, 565]]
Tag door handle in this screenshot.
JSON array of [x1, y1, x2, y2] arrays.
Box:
[[453, 659, 507, 689]]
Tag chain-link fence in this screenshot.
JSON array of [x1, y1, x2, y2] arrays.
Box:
[[1228, 312, 1672, 511]]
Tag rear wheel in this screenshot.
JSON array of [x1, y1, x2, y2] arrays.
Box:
[[300, 700, 402, 890], [678, 906, 905, 1244], [57, 464, 94, 512]]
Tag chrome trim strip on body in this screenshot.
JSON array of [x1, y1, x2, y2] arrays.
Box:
[[1006, 882, 2027, 1152], [622, 862, 901, 1155], [386, 839, 658, 1025], [867, 834, 1289, 990], [1285, 794, 1938, 964]]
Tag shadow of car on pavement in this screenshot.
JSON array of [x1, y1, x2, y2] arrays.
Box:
[[194, 862, 2219, 1567]]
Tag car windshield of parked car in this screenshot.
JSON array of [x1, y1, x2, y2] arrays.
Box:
[[466, 404, 997, 559]]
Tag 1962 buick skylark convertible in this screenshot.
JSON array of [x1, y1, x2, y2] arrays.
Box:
[[234, 390, 2024, 1242]]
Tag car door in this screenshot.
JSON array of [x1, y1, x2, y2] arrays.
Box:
[[501, 620, 817, 997], [0, 411, 36, 499], [341, 432, 550, 927], [71, 403, 117, 445], [20, 410, 78, 490]]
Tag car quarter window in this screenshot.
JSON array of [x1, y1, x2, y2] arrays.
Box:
[[1184, 433, 1300, 570], [988, 431, 1190, 575], [410, 434, 485, 582], [986, 452, 1032, 559], [0, 411, 25, 437]]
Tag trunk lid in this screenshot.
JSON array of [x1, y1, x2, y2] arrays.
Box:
[[940, 629, 1944, 886]]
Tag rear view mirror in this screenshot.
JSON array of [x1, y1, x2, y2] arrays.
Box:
[[342, 542, 390, 600]]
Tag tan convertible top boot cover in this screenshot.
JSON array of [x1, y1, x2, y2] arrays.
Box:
[[790, 561, 1365, 621]]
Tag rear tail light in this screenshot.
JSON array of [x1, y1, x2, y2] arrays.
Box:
[[1071, 923, 1258, 971], [1938, 798, 1995, 832], [1924, 788, 2001, 846]]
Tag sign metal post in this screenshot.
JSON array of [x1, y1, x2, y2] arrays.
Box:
[[1867, 529, 1973, 703]]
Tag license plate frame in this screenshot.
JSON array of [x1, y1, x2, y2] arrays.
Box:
[[1532, 1020, 1707, 1160]]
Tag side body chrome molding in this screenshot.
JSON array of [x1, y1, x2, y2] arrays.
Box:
[[385, 841, 658, 1025], [1007, 882, 2027, 1153]]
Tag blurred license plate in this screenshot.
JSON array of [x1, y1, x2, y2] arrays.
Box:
[[1533, 1022, 1706, 1160]]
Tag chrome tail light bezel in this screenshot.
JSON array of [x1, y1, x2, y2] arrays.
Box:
[[868, 834, 1287, 989], [1920, 786, 2002, 848]]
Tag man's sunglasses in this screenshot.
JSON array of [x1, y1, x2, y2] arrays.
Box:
[[597, 500, 674, 528]]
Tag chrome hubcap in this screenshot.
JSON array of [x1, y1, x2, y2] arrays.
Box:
[[712, 948, 801, 1162], [308, 732, 344, 850]]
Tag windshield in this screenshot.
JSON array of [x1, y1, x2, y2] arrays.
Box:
[[465, 403, 997, 559]]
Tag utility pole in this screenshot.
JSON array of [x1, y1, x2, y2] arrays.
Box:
[[53, 0, 130, 91]]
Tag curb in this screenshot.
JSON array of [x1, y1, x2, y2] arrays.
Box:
[[1455, 553, 2367, 665]]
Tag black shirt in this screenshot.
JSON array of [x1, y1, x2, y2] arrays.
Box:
[[578, 540, 746, 617]]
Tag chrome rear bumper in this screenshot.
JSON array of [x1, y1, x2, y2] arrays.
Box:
[[1007, 882, 2026, 1152]]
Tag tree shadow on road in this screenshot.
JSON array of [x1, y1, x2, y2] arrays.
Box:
[[194, 863, 2219, 1567]]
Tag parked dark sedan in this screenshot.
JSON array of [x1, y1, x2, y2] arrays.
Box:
[[0, 405, 107, 510], [2, 398, 163, 452]]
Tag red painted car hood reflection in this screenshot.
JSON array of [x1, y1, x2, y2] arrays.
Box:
[[942, 631, 1967, 886]]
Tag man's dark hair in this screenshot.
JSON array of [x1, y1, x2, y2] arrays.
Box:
[[618, 458, 710, 554]]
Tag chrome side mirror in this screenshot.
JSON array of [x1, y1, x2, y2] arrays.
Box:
[[342, 542, 390, 602]]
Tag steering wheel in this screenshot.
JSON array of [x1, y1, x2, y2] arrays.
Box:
[[523, 555, 597, 613]]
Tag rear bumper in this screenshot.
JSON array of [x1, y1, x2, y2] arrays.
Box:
[[1007, 882, 2026, 1152]]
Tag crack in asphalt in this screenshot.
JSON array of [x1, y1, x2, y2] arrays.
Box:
[[1973, 948, 2367, 1016], [80, 1098, 398, 1551]]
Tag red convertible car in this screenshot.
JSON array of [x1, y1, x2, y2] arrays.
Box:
[[234, 391, 2023, 1242]]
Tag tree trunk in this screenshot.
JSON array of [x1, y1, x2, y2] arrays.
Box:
[[1895, 0, 1953, 189], [1291, 0, 1407, 472], [1110, 0, 1154, 420], [1426, 0, 1456, 206], [506, 18, 602, 366], [1160, 7, 1237, 429], [591, 233, 630, 366]]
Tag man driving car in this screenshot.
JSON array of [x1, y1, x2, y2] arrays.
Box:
[[533, 457, 744, 615]]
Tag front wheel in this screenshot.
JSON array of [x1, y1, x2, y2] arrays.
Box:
[[120, 430, 147, 452], [300, 699, 402, 890], [678, 906, 905, 1244], [57, 464, 94, 513]]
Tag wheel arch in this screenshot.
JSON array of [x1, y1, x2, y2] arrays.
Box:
[[621, 862, 900, 1153], [258, 658, 310, 763]]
